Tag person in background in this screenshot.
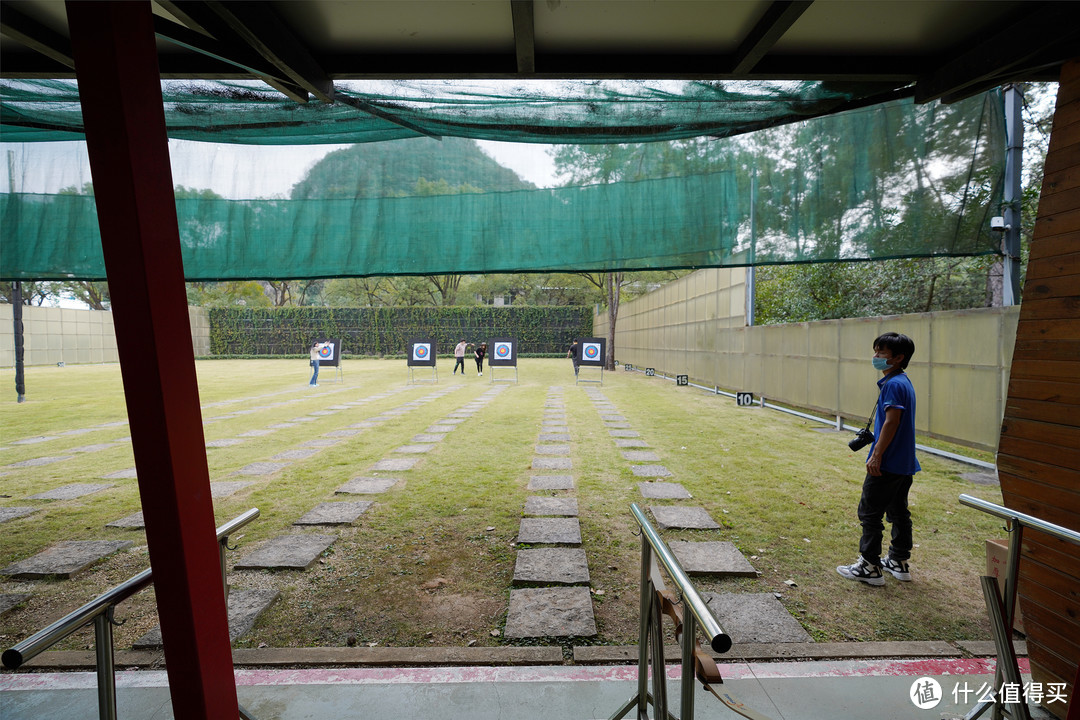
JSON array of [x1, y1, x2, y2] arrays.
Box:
[[475, 342, 487, 376], [837, 332, 920, 586], [453, 339, 468, 375], [567, 340, 580, 377], [309, 341, 326, 387]]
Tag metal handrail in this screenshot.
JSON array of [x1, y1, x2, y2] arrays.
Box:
[[3, 507, 260, 670], [959, 494, 1080, 545], [958, 495, 1080, 720], [630, 503, 730, 653]]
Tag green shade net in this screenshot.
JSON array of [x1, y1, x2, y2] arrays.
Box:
[[0, 80, 1004, 280]]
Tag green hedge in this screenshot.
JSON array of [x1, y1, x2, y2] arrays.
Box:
[[208, 306, 594, 357]]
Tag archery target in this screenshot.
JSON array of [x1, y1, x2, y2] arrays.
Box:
[[488, 338, 517, 366], [314, 338, 341, 366], [578, 337, 606, 367], [408, 340, 437, 367]]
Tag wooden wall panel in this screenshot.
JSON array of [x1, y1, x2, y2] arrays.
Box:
[[998, 58, 1080, 720]]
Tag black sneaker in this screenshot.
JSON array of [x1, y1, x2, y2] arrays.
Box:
[[836, 556, 885, 586], [881, 556, 912, 581]]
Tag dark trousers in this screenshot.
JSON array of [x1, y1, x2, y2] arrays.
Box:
[[857, 470, 913, 566], [475, 358, 483, 372], [453, 358, 465, 374]]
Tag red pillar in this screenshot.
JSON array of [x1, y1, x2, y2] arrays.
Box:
[[65, 2, 238, 716]]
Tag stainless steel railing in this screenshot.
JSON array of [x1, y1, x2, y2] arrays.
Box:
[[958, 495, 1080, 720], [610, 503, 732, 720], [3, 507, 260, 720]]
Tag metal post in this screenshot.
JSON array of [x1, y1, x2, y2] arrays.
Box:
[[12, 280, 25, 402], [1002, 84, 1023, 306], [93, 609, 118, 720], [637, 536, 651, 719], [747, 169, 757, 327], [680, 609, 697, 719]]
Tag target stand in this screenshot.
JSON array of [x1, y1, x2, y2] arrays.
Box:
[[407, 339, 438, 384], [488, 337, 518, 384], [575, 337, 606, 385]]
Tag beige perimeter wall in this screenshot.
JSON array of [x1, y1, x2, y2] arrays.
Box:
[[595, 268, 1019, 451], [0, 305, 211, 366]]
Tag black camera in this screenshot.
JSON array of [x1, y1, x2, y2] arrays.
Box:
[[848, 428, 874, 452]]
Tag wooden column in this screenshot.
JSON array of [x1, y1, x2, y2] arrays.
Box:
[[65, 2, 238, 717], [998, 58, 1080, 720]]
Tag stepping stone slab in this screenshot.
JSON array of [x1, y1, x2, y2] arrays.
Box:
[[535, 444, 570, 456], [604, 422, 632, 429], [649, 506, 720, 530], [670, 541, 757, 576], [393, 444, 435, 454], [600, 415, 626, 422], [532, 457, 572, 470], [538, 433, 572, 442], [102, 468, 138, 479], [291, 417, 319, 422], [68, 443, 117, 454], [615, 439, 649, 448], [1, 540, 133, 579], [528, 475, 576, 491], [274, 448, 321, 460], [349, 421, 381, 429], [541, 420, 567, 427], [234, 534, 336, 570], [524, 497, 579, 516], [211, 481, 254, 498], [28, 483, 113, 501], [237, 429, 275, 437], [701, 592, 812, 643], [267, 423, 299, 429], [302, 438, 340, 447], [236, 462, 291, 476], [0, 507, 38, 523], [514, 548, 590, 585], [609, 430, 641, 438], [638, 482, 692, 499], [631, 465, 672, 478], [439, 418, 468, 425], [0, 593, 31, 616], [518, 518, 581, 545], [7, 456, 74, 468], [412, 434, 446, 443], [371, 458, 420, 472], [327, 405, 352, 410], [504, 587, 596, 638], [10, 436, 56, 445], [425, 425, 456, 433], [206, 439, 244, 448], [336, 477, 400, 494], [106, 511, 145, 529], [623, 451, 661, 462], [295, 501, 373, 525], [324, 429, 362, 437], [134, 588, 280, 649], [308, 410, 336, 416]]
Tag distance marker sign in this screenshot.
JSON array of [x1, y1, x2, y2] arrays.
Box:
[[578, 337, 606, 367], [736, 392, 755, 406], [408, 339, 437, 367], [488, 338, 517, 367]]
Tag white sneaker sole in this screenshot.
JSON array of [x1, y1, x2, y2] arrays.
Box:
[[836, 565, 885, 586]]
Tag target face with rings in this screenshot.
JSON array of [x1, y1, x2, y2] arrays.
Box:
[[488, 338, 517, 366], [318, 345, 332, 358], [583, 343, 600, 359]]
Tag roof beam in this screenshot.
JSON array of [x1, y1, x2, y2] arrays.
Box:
[[203, 0, 335, 102], [731, 0, 813, 75], [0, 0, 73, 69], [914, 2, 1080, 104], [511, 0, 535, 74]]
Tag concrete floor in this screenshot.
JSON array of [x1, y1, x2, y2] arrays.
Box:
[[0, 658, 1060, 720]]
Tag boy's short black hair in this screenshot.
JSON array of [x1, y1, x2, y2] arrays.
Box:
[[874, 332, 914, 369]]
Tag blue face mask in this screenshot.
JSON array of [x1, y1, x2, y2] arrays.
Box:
[[872, 356, 891, 371]]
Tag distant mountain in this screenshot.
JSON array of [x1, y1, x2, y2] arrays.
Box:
[[290, 136, 535, 199]]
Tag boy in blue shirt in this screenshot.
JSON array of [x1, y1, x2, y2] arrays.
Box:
[[837, 332, 921, 586]]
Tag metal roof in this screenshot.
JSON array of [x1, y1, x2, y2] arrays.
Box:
[[2, 1, 1077, 105]]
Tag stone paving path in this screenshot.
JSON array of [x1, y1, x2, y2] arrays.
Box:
[[580, 385, 808, 644], [506, 386, 597, 639]]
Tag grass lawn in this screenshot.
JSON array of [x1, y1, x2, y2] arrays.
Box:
[[0, 359, 1006, 652]]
